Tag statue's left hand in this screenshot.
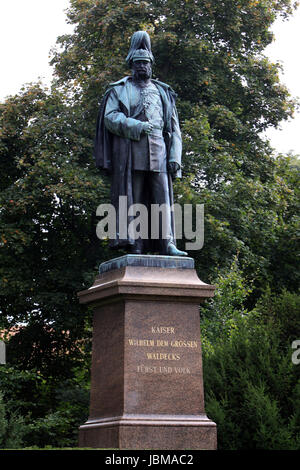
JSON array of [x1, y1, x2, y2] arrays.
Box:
[[142, 122, 154, 135], [168, 162, 180, 175]]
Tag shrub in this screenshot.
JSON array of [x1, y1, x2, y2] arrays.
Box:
[[0, 391, 27, 449], [201, 265, 300, 449]]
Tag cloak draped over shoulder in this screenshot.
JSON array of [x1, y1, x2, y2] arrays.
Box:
[[93, 76, 182, 250]]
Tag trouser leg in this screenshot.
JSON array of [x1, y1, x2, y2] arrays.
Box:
[[149, 172, 173, 254], [131, 171, 147, 253], [131, 171, 174, 254]]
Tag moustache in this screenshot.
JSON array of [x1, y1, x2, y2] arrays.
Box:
[[134, 69, 152, 79]]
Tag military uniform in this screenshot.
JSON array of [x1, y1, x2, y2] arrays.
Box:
[[94, 43, 186, 255], [104, 78, 181, 252]]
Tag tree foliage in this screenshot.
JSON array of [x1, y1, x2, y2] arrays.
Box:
[[0, 83, 109, 374], [201, 264, 300, 449], [0, 366, 89, 448], [0, 0, 299, 449], [0, 391, 27, 449], [49, 0, 299, 291]]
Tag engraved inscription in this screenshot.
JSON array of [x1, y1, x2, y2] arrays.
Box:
[[170, 340, 197, 348], [151, 326, 175, 334], [128, 325, 197, 374], [137, 365, 191, 374], [128, 339, 155, 347], [146, 352, 180, 361], [127, 338, 198, 348]]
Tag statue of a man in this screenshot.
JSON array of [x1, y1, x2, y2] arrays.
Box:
[[94, 31, 187, 256]]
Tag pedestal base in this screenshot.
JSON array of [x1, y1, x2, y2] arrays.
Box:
[[79, 414, 217, 450], [78, 255, 217, 450]]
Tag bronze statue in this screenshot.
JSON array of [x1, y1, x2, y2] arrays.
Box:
[[94, 31, 187, 256]]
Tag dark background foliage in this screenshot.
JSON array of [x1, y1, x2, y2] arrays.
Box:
[[0, 0, 299, 449]]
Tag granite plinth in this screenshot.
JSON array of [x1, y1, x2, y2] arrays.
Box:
[[78, 255, 217, 450]]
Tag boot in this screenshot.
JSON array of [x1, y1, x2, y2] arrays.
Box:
[[166, 242, 188, 257]]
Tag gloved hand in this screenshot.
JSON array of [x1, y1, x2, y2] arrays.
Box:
[[167, 162, 180, 175], [142, 122, 153, 135]]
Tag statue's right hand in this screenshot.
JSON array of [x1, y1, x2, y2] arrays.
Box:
[[142, 122, 153, 135]]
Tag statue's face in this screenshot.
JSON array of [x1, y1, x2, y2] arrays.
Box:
[[132, 60, 152, 80]]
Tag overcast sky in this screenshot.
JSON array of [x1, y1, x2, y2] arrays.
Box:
[[0, 0, 73, 98], [1, 0, 300, 155]]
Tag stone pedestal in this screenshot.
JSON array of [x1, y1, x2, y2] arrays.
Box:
[[78, 255, 217, 450]]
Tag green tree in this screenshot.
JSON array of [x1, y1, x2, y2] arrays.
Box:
[[0, 391, 26, 449], [0, 84, 107, 375], [201, 266, 300, 450], [49, 0, 299, 291], [0, 365, 89, 448], [0, 0, 299, 448]]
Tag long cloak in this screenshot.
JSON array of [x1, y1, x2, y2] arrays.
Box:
[[93, 76, 182, 251]]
